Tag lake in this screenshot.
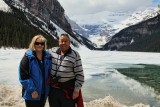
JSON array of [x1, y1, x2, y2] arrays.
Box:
[[0, 47, 160, 106]]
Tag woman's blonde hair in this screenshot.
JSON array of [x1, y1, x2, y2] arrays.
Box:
[[29, 34, 47, 50]]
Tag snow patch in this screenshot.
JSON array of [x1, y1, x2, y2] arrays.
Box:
[[0, 0, 10, 12]]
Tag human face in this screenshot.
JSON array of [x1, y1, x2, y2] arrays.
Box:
[[59, 35, 70, 54], [34, 38, 45, 52]]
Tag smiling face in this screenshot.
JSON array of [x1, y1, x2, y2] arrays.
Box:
[[34, 38, 45, 52], [29, 35, 47, 51], [59, 35, 70, 54]]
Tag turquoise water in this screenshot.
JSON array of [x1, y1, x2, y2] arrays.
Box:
[[83, 67, 160, 106]]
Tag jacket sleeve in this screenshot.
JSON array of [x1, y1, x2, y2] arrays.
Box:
[[18, 55, 36, 93]]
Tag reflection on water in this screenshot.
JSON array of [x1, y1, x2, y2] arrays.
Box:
[[83, 68, 160, 106]]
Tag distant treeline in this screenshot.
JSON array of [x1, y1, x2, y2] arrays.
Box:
[[0, 7, 58, 49]]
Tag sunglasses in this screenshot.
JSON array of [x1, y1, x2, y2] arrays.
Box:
[[35, 42, 45, 46]]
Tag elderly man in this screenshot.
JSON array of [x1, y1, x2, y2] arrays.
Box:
[[48, 33, 84, 107]]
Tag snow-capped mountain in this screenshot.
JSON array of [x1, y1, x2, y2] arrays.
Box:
[[114, 6, 160, 34], [65, 15, 89, 38], [69, 4, 160, 48], [1, 0, 96, 50], [1, 0, 160, 50], [68, 10, 132, 48], [102, 13, 160, 52]]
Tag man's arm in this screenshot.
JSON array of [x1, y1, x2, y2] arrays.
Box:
[[74, 52, 84, 92]]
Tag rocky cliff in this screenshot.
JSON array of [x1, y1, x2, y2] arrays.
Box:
[[19, 0, 72, 34]]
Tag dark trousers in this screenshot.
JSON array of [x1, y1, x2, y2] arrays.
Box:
[[49, 88, 75, 107], [25, 94, 45, 107]]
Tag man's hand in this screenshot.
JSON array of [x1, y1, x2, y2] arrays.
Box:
[[24, 49, 29, 54], [31, 91, 38, 99], [72, 91, 79, 100]]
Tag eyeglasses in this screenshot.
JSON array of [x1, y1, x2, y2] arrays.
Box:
[[35, 42, 45, 46]]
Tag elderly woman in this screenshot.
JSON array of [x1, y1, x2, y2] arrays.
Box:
[[18, 35, 51, 107]]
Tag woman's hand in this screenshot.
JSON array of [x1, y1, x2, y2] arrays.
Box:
[[31, 91, 38, 99]]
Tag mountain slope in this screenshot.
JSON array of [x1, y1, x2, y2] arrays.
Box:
[[1, 0, 95, 49], [103, 13, 160, 52], [0, 7, 58, 49], [69, 5, 160, 47]]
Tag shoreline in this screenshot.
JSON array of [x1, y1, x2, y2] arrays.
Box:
[[0, 85, 150, 107]]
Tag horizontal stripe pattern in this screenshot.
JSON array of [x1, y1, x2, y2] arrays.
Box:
[[48, 47, 84, 92]]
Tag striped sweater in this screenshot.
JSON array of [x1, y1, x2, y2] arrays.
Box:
[[48, 47, 84, 92]]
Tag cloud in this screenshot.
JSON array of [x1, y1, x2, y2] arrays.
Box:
[[58, 0, 152, 17]]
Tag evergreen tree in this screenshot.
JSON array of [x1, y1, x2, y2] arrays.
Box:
[[0, 8, 58, 49]]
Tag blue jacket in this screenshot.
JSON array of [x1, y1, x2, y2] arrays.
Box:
[[18, 49, 51, 101]]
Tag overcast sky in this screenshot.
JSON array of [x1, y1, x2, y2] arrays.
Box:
[[58, 0, 158, 17]]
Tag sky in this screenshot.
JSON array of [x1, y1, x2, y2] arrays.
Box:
[[58, 0, 159, 17]]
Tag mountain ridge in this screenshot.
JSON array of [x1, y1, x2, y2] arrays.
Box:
[[1, 0, 96, 49], [69, 5, 160, 47], [102, 13, 160, 52], [1, 0, 160, 52]]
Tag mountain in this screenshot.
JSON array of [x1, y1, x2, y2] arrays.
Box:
[[69, 5, 160, 48], [65, 15, 89, 38], [1, 0, 160, 51], [0, 8, 58, 49], [102, 13, 160, 52], [0, 0, 96, 49], [114, 6, 160, 33], [70, 10, 131, 48]]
